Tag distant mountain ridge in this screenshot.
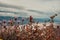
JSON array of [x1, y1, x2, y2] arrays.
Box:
[[0, 16, 60, 24]]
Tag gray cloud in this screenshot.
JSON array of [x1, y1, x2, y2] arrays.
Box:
[[38, 0, 60, 1], [27, 9, 44, 14], [0, 10, 18, 13], [0, 3, 24, 10], [27, 9, 53, 15], [0, 10, 28, 17], [0, 0, 59, 18]]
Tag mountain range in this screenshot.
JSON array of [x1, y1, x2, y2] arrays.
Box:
[[0, 16, 60, 24]]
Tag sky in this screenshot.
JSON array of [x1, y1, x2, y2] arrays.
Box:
[[0, 0, 60, 19]]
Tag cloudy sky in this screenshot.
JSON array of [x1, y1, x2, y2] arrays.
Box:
[[0, 0, 60, 19]]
